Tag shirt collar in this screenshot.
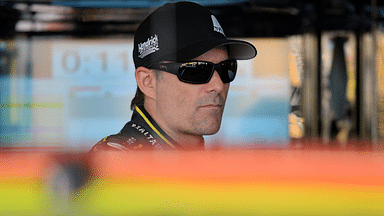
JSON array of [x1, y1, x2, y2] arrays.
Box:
[[132, 105, 183, 149]]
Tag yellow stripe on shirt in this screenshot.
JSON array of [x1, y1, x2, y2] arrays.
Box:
[[135, 106, 175, 148]]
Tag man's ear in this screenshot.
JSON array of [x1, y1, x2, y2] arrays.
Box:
[[135, 66, 157, 100]]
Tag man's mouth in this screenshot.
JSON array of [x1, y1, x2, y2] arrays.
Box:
[[200, 104, 223, 109]]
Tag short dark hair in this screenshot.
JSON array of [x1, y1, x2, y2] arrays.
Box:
[[130, 86, 144, 110]]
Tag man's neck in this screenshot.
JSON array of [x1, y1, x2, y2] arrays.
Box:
[[170, 133, 205, 150], [144, 102, 205, 150]]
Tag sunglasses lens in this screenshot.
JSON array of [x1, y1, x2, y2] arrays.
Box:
[[219, 60, 237, 83], [179, 63, 213, 84], [174, 60, 237, 84]]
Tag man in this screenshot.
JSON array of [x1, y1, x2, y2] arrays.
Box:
[[91, 1, 256, 151]]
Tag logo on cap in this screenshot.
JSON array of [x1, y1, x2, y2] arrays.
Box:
[[138, 34, 159, 58], [211, 15, 225, 36]]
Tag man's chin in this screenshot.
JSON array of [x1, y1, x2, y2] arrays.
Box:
[[201, 125, 221, 136], [192, 113, 223, 135]]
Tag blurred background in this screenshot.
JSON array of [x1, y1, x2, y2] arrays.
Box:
[[0, 0, 383, 150], [1, 1, 384, 215]]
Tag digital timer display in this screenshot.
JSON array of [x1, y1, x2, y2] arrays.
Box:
[[52, 40, 135, 80]]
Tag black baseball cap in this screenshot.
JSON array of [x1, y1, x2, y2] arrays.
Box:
[[133, 1, 257, 68]]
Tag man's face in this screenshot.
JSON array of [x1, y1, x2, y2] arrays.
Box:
[[154, 48, 230, 140]]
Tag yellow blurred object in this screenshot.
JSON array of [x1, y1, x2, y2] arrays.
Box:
[[289, 113, 304, 138]]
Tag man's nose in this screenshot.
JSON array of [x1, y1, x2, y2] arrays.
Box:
[[205, 71, 225, 92]]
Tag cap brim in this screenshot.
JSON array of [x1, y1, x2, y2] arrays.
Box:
[[224, 39, 257, 60], [159, 38, 257, 63]]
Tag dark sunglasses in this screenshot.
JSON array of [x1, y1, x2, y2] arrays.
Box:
[[148, 59, 237, 84]]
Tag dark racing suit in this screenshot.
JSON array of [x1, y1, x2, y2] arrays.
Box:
[[91, 105, 183, 151]]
